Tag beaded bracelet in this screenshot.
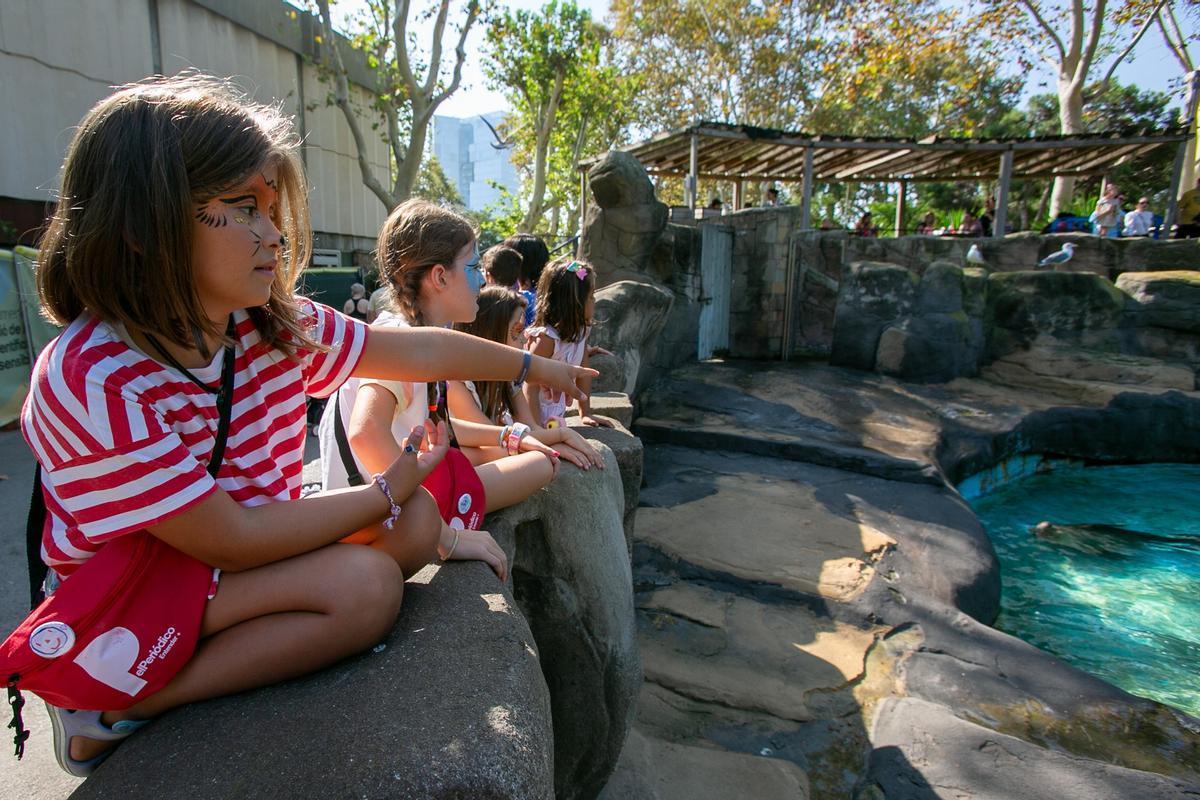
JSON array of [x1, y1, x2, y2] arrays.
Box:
[[371, 473, 402, 530], [505, 422, 531, 455]]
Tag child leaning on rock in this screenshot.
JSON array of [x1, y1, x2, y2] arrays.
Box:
[[15, 73, 594, 777]]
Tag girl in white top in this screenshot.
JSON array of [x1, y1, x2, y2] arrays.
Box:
[[449, 287, 605, 472], [525, 258, 614, 428], [320, 201, 570, 575]]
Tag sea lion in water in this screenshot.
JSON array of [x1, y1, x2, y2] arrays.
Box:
[[1030, 522, 1199, 557]]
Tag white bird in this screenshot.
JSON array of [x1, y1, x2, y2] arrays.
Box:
[[966, 244, 986, 266], [1037, 242, 1076, 270]]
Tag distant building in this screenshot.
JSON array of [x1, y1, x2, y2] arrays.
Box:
[[432, 113, 520, 212]]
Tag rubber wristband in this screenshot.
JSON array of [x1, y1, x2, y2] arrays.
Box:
[[506, 422, 531, 455], [442, 527, 461, 561], [371, 473, 403, 530], [514, 351, 532, 388], [499, 424, 512, 448]]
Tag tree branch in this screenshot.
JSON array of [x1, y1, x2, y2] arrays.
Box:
[[1162, 5, 1195, 72], [393, 0, 417, 95], [423, 0, 451, 97], [1017, 0, 1066, 66], [316, 0, 393, 210], [1099, 0, 1168, 90], [432, 1, 479, 107], [1072, 0, 1107, 86]]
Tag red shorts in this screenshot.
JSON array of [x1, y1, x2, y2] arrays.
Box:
[[420, 447, 486, 531]]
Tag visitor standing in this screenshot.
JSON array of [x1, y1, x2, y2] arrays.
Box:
[[1093, 184, 1122, 237]]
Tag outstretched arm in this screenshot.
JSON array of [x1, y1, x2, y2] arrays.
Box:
[[356, 325, 595, 405]]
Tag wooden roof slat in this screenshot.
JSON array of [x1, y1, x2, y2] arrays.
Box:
[[582, 121, 1189, 182]]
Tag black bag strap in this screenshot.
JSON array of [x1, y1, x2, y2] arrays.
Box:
[[24, 470, 46, 611], [25, 319, 237, 610], [332, 388, 367, 487]]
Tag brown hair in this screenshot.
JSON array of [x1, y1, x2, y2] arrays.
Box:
[[533, 257, 595, 343], [481, 246, 522, 287], [502, 233, 550, 288], [453, 286, 527, 422], [376, 199, 476, 326], [37, 73, 315, 355]]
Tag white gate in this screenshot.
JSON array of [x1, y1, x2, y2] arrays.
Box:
[[698, 224, 733, 360]]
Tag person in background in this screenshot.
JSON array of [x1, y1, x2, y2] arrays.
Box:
[[854, 212, 877, 237], [960, 211, 983, 237], [979, 197, 996, 237], [343, 282, 369, 321], [503, 233, 550, 327], [481, 245, 523, 288], [916, 212, 937, 235], [764, 187, 780, 207], [708, 197, 723, 212], [1093, 183, 1122, 237], [1123, 197, 1155, 237], [1175, 176, 1200, 239]]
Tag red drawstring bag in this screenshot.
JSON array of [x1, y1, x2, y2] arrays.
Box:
[[1, 531, 211, 715], [421, 447, 486, 531]]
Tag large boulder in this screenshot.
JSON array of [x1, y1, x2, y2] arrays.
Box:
[[1116, 270, 1200, 333], [581, 152, 669, 288], [986, 270, 1127, 357], [875, 312, 976, 382], [590, 280, 675, 397], [485, 433, 641, 800], [74, 562, 554, 800], [1115, 237, 1200, 275], [830, 262, 919, 370]]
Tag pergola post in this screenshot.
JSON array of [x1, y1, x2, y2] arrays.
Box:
[[995, 149, 1013, 238], [733, 179, 743, 211], [894, 180, 907, 237], [800, 145, 814, 230], [686, 132, 699, 210], [1164, 137, 1190, 235]]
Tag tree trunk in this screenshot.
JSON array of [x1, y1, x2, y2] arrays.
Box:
[[519, 71, 565, 233], [1049, 82, 1084, 219], [1035, 180, 1053, 226]]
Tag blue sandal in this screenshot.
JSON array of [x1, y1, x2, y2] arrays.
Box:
[[45, 703, 148, 777]]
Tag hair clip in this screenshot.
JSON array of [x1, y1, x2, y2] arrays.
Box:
[[566, 261, 589, 281]]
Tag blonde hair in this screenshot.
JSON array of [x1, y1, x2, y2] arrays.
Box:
[[37, 72, 316, 356]]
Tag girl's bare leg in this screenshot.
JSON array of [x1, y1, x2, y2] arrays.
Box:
[[358, 487, 443, 576], [476, 451, 555, 513], [71, 544, 404, 761], [461, 445, 507, 467]]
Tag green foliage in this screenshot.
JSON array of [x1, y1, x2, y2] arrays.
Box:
[[412, 155, 464, 206], [483, 1, 635, 235]]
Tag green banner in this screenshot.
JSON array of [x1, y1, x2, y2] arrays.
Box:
[[0, 248, 61, 426]]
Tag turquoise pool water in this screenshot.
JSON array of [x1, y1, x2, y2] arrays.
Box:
[[968, 462, 1200, 717]]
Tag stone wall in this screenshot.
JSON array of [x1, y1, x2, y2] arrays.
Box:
[[830, 263, 1200, 387]]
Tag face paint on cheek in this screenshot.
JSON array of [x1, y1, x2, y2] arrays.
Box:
[[195, 201, 229, 228]]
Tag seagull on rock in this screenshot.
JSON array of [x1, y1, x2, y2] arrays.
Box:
[[966, 244, 986, 266], [1037, 242, 1076, 270]]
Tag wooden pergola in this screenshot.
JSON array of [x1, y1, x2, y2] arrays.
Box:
[[579, 121, 1192, 237]]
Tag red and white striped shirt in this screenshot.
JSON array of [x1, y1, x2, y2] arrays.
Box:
[[21, 300, 368, 577]]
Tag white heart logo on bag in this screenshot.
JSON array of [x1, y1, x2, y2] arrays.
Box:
[[449, 516, 465, 530], [29, 621, 76, 658]]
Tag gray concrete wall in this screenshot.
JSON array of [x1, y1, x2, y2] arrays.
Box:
[[0, 0, 387, 248]]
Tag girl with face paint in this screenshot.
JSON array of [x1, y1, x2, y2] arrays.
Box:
[[319, 200, 562, 578]]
